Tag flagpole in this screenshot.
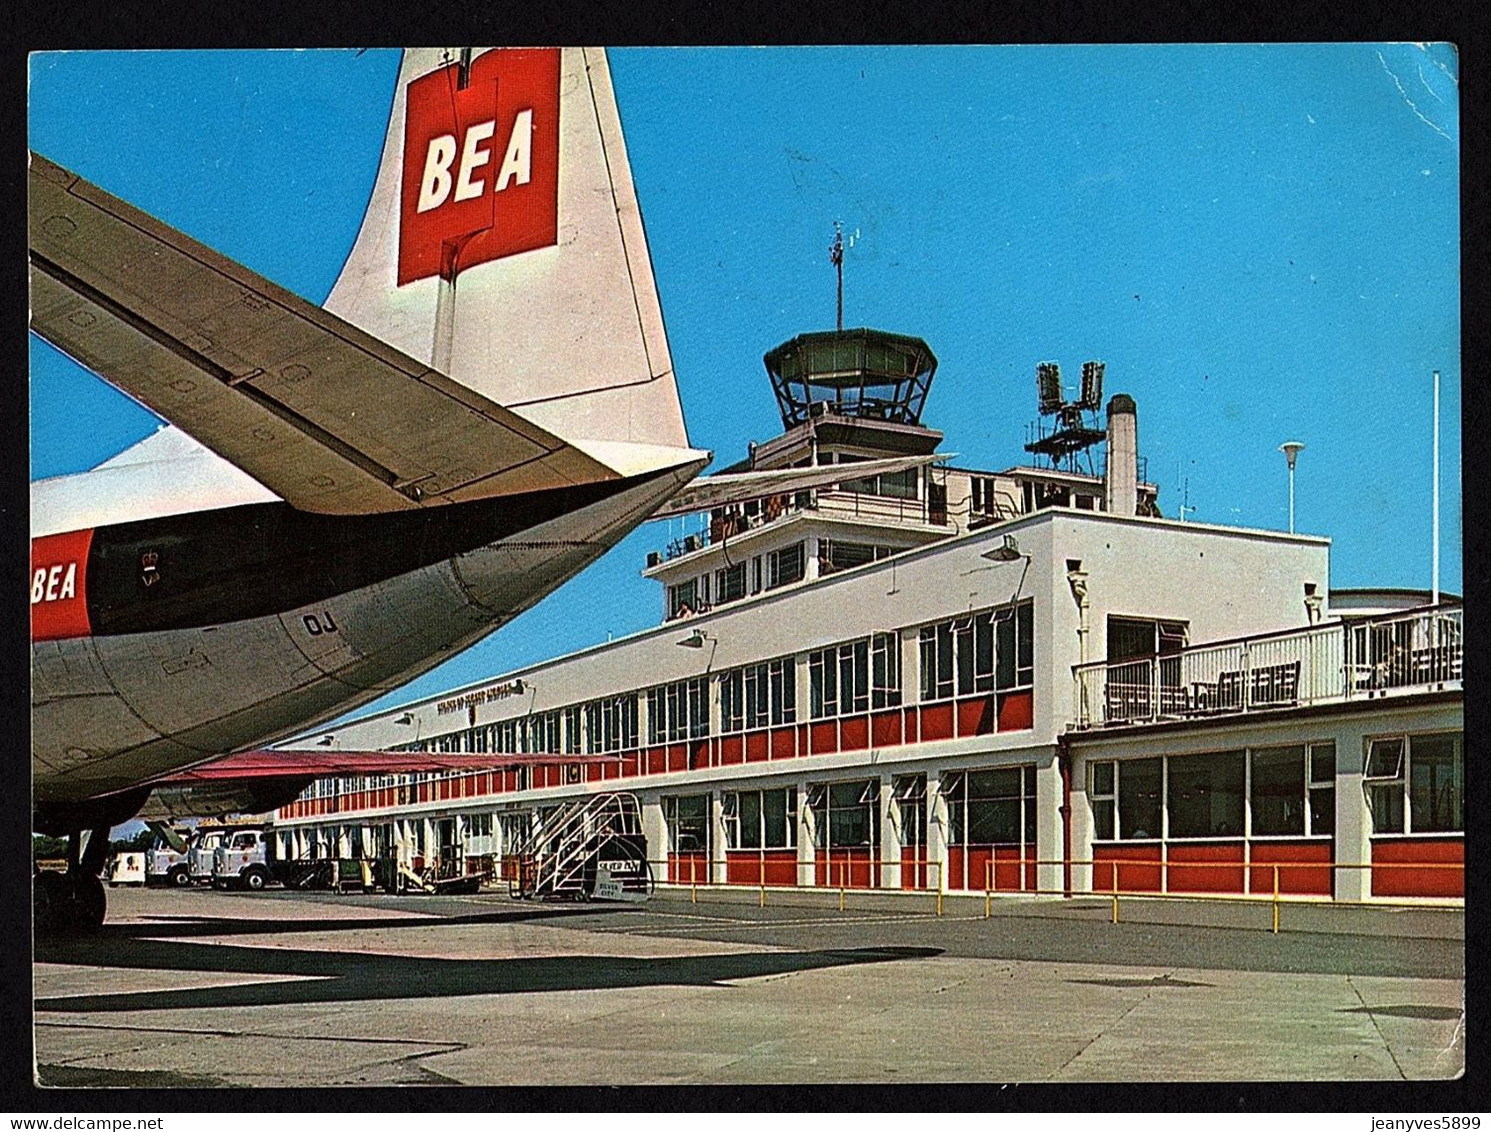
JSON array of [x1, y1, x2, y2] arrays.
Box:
[[1432, 369, 1440, 605]]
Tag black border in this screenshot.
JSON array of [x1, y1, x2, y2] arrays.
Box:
[[7, 0, 1483, 1116]]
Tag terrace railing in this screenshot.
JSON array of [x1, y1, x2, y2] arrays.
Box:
[[1073, 605, 1462, 729]]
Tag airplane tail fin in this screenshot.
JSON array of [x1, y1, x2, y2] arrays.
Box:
[[324, 48, 692, 460]]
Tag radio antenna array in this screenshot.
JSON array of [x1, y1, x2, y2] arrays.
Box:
[[1024, 358, 1107, 474]]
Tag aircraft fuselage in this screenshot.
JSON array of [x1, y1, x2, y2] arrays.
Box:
[[31, 466, 689, 815]]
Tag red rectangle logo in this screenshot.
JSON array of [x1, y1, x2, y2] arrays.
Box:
[[31, 529, 93, 641], [398, 48, 561, 286]]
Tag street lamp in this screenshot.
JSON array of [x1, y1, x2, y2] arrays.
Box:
[[1279, 441, 1305, 534]]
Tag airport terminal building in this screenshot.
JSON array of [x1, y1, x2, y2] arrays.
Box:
[[271, 328, 1463, 903]]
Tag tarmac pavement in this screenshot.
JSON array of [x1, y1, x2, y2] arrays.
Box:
[[31, 885, 1464, 1087]]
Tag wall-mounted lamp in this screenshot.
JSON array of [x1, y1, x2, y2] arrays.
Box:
[[980, 534, 1032, 614], [394, 712, 415, 725], [316, 735, 335, 746], [981, 534, 1030, 563], [676, 628, 715, 649]]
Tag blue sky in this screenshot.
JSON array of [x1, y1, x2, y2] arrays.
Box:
[[29, 45, 1461, 717]]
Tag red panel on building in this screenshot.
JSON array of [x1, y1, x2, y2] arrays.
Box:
[[816, 849, 875, 889], [995, 843, 1033, 892], [919, 703, 954, 742], [839, 717, 868, 751], [725, 851, 797, 886], [901, 848, 928, 890], [1093, 843, 1163, 893], [1248, 840, 1333, 896], [871, 711, 904, 748], [1371, 838, 1463, 898], [398, 49, 561, 285], [770, 728, 797, 759], [745, 732, 769, 762], [1168, 842, 1245, 893], [31, 529, 94, 641], [997, 690, 1034, 731], [953, 698, 985, 737], [809, 722, 838, 755], [668, 852, 709, 886]]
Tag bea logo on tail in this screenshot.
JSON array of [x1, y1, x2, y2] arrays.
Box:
[[398, 49, 561, 286]]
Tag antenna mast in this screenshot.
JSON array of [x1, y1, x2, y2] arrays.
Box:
[[830, 221, 844, 331]]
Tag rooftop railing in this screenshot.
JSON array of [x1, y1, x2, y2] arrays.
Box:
[[1072, 604, 1462, 729]]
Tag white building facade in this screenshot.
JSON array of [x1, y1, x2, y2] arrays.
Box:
[[273, 331, 1462, 903]]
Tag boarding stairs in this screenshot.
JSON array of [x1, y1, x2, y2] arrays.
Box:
[[505, 792, 652, 901]]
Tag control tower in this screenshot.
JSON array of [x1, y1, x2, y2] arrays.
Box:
[[764, 327, 937, 429]]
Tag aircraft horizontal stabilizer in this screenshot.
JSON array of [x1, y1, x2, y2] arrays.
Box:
[[648, 454, 944, 520], [149, 747, 617, 784], [28, 153, 617, 515], [134, 747, 619, 820]]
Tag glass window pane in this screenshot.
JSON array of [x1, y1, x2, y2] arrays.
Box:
[[763, 790, 788, 848], [1250, 745, 1305, 836], [1309, 787, 1335, 836], [1409, 733, 1462, 833], [829, 781, 863, 809], [1108, 617, 1156, 660], [936, 624, 954, 698], [1309, 742, 1336, 785], [1017, 601, 1034, 679], [1092, 797, 1115, 841], [955, 623, 975, 695], [1118, 758, 1162, 839], [996, 612, 1016, 689], [1368, 783, 1404, 834], [1167, 751, 1245, 838], [919, 630, 936, 700], [1091, 761, 1114, 796], [1366, 737, 1405, 779], [739, 791, 762, 849], [967, 798, 1021, 844]]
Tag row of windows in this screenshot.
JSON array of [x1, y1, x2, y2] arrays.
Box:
[[646, 677, 710, 744], [818, 540, 896, 575], [1089, 745, 1337, 841], [723, 787, 798, 850], [720, 656, 798, 731], [305, 609, 1037, 800], [808, 633, 901, 717], [1363, 732, 1462, 835], [945, 765, 1037, 848], [667, 542, 809, 619], [919, 601, 1034, 700]]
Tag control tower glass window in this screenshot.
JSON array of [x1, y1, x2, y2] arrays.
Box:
[[764, 329, 937, 429]]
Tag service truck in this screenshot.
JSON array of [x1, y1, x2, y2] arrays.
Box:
[[212, 827, 275, 890], [145, 826, 231, 887]]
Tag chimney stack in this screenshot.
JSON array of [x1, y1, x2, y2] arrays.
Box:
[[1104, 394, 1138, 516]]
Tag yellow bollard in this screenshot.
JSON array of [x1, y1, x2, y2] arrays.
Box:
[[1272, 864, 1280, 934], [1111, 865, 1120, 925], [691, 855, 697, 904]]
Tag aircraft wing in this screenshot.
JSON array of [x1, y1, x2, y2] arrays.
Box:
[[28, 153, 616, 516], [648, 454, 944, 520], [148, 748, 615, 784], [133, 748, 615, 821]]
